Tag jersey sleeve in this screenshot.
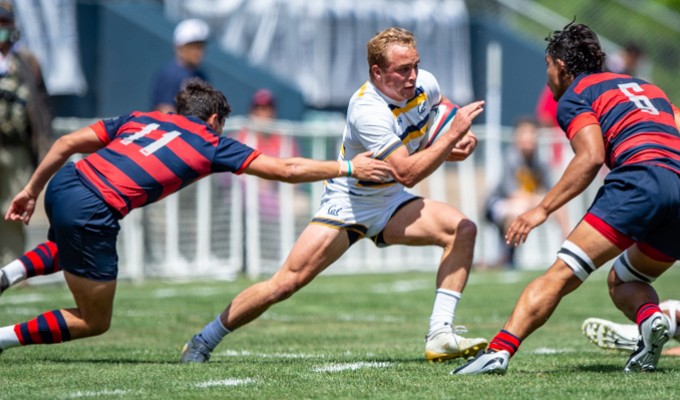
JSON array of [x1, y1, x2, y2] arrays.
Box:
[[89, 114, 132, 145], [558, 91, 599, 140], [213, 136, 262, 174], [350, 103, 403, 161], [418, 69, 442, 106]]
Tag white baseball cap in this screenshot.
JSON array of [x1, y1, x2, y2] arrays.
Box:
[[174, 19, 210, 46]]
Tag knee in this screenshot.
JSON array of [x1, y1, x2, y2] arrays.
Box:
[[455, 218, 477, 242], [84, 316, 112, 337], [269, 275, 305, 302]]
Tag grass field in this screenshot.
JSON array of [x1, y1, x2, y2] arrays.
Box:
[[1, 266, 680, 399]]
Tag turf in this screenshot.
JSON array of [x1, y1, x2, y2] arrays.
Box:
[[1, 266, 679, 399]]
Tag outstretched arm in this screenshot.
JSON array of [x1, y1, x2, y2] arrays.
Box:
[[5, 126, 104, 224], [243, 151, 393, 183]]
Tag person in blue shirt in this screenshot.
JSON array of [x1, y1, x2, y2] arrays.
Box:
[[150, 19, 210, 113]]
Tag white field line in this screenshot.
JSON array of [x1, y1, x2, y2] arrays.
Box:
[[530, 347, 575, 354], [371, 280, 431, 294], [66, 389, 129, 398], [261, 312, 404, 323], [312, 361, 392, 372], [0, 293, 47, 304], [215, 349, 322, 359], [152, 287, 224, 298], [1, 306, 42, 315], [194, 378, 256, 388]]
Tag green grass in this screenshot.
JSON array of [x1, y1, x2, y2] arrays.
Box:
[[1, 267, 680, 399]]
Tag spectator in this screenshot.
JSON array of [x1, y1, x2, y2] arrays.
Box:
[[235, 89, 298, 158], [484, 116, 569, 268], [0, 1, 53, 265], [150, 18, 210, 113], [230, 89, 301, 262]]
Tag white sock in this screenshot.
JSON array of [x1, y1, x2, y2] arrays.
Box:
[[428, 288, 461, 334], [2, 260, 26, 286], [0, 325, 20, 350], [196, 315, 231, 351]]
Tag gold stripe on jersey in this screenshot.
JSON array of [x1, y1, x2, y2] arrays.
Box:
[[388, 88, 428, 146], [357, 81, 369, 98], [390, 90, 427, 117], [401, 124, 428, 146]]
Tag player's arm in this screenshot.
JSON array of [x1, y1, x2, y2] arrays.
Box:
[[243, 151, 392, 183], [5, 126, 104, 224], [388, 100, 484, 188], [505, 124, 604, 246]]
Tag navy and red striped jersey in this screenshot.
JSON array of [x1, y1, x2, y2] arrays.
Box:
[[558, 72, 680, 173], [74, 111, 261, 217]]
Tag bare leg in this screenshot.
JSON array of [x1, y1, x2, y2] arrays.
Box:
[[220, 224, 348, 330], [503, 222, 621, 340], [62, 271, 117, 339], [607, 245, 673, 322], [382, 198, 475, 292], [0, 271, 116, 351]]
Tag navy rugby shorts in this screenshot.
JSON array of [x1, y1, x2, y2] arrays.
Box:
[[44, 163, 121, 281], [588, 163, 680, 260]]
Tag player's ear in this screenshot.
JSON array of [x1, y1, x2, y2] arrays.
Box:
[[206, 113, 223, 134], [556, 58, 569, 77], [371, 64, 381, 80]]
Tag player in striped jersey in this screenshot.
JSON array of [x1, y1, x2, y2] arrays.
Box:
[[182, 27, 488, 364], [0, 80, 391, 356], [455, 22, 680, 375]]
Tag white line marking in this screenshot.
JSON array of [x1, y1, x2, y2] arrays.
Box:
[[152, 287, 223, 298], [0, 293, 47, 304], [194, 378, 256, 388], [371, 280, 431, 294], [313, 362, 392, 372], [531, 347, 574, 354], [67, 389, 129, 398], [215, 350, 320, 359]]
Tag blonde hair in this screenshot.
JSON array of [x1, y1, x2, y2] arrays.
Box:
[[367, 27, 416, 76]]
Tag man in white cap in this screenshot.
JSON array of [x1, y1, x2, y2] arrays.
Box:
[[150, 18, 210, 113]]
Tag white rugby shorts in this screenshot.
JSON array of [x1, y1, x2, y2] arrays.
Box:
[[311, 190, 420, 246]]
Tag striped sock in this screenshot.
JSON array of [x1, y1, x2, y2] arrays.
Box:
[[14, 310, 72, 346], [19, 241, 60, 278], [488, 330, 522, 357], [636, 302, 662, 326]]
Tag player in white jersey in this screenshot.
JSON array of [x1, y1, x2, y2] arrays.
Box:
[[181, 27, 487, 363]]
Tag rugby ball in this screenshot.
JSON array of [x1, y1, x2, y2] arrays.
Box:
[[423, 100, 459, 148]]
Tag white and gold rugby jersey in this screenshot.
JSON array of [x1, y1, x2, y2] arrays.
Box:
[[324, 69, 442, 198]]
